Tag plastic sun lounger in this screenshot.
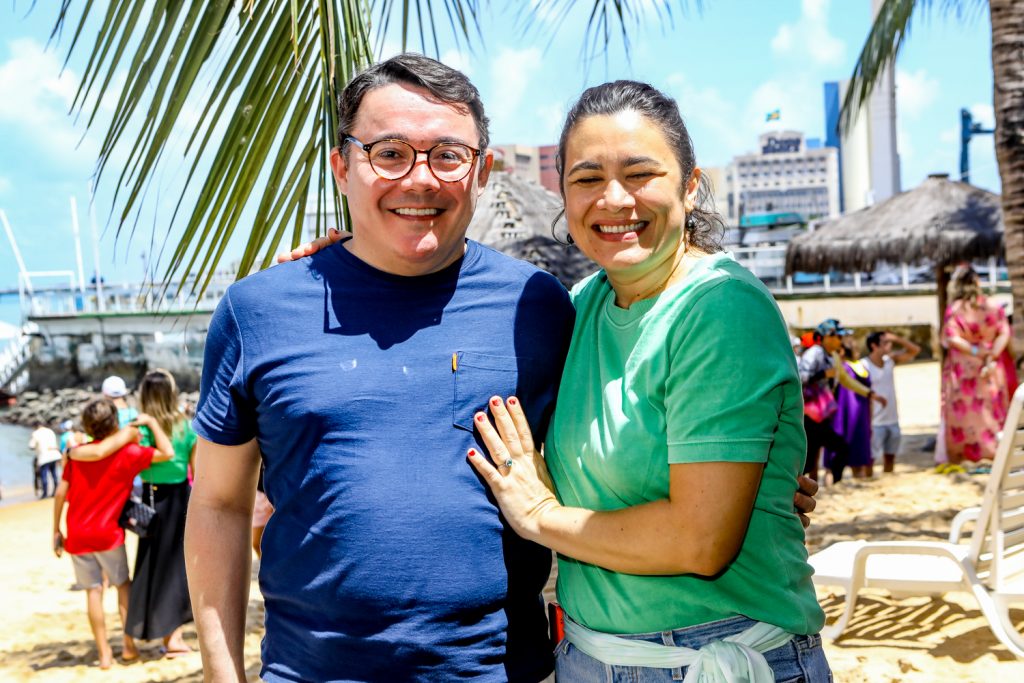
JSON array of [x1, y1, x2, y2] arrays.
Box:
[[808, 385, 1024, 657]]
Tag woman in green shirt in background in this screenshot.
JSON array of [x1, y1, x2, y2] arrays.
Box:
[[125, 369, 196, 656], [469, 81, 829, 682]]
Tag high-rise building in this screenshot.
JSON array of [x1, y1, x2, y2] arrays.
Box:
[[723, 131, 841, 224], [867, 0, 901, 203], [823, 78, 901, 214], [538, 144, 560, 194], [822, 0, 901, 213], [494, 144, 561, 194]]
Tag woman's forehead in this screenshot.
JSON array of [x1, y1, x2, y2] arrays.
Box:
[[566, 111, 672, 158]]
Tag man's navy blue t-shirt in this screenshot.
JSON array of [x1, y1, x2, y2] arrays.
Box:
[[194, 239, 575, 682]]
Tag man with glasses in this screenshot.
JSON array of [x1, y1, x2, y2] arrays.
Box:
[[186, 53, 575, 682]]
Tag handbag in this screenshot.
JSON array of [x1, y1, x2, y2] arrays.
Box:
[[803, 382, 838, 423], [118, 483, 159, 538]]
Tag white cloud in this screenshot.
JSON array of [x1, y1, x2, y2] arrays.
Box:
[[665, 73, 746, 161], [664, 71, 831, 169], [534, 102, 565, 141], [969, 102, 995, 128], [895, 68, 939, 119], [0, 38, 93, 162], [487, 47, 543, 136], [770, 0, 844, 66], [440, 48, 474, 77], [770, 25, 793, 54]]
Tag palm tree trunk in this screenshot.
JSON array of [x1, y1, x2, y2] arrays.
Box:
[[991, 0, 1024, 360]]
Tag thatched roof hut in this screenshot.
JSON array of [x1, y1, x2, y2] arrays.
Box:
[[785, 174, 1003, 275], [467, 171, 596, 288], [467, 171, 563, 246], [498, 234, 597, 290]]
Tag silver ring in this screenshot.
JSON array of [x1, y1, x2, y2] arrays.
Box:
[[501, 458, 514, 470]]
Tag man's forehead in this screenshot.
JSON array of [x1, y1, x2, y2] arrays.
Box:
[[352, 83, 476, 141]]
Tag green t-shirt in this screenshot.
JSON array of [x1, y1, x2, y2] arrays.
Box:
[[546, 251, 825, 636], [139, 419, 196, 484]]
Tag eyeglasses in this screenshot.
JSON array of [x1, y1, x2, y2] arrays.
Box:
[[343, 136, 482, 182]]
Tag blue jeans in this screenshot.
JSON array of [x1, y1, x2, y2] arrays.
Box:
[[555, 615, 832, 682], [39, 461, 59, 498]]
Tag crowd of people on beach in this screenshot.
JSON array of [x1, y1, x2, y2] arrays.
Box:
[[795, 262, 1020, 486], [44, 371, 198, 669], [794, 318, 920, 484]]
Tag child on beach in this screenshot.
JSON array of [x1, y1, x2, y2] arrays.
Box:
[[51, 398, 174, 668]]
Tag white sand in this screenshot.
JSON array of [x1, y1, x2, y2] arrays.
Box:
[[2, 361, 1022, 681]]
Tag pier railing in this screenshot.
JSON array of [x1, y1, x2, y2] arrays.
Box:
[[730, 246, 1006, 296], [0, 324, 35, 395]]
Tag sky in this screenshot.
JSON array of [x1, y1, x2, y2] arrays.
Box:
[[0, 0, 999, 324]]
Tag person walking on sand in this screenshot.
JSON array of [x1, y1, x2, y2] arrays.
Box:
[[864, 330, 921, 474], [53, 398, 174, 668], [71, 370, 198, 657], [29, 422, 62, 498]]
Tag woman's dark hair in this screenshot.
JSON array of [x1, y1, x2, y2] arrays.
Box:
[[337, 53, 489, 152], [553, 80, 724, 253]]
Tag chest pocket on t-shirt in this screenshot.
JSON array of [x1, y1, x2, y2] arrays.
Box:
[[452, 352, 522, 432]]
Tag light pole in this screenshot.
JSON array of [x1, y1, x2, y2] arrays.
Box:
[[960, 108, 994, 184]]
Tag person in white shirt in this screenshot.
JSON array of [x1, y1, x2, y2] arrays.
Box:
[[864, 331, 922, 473], [29, 423, 63, 498]]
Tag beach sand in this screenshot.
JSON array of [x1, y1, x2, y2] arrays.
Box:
[[2, 361, 1023, 681]]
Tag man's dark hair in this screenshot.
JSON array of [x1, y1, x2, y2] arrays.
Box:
[[553, 80, 724, 253], [336, 53, 489, 152], [866, 331, 885, 353], [81, 398, 119, 441]]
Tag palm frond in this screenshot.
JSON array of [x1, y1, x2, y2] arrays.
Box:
[[519, 0, 701, 66], [49, 0, 481, 297], [370, 0, 483, 57], [840, 0, 988, 134]]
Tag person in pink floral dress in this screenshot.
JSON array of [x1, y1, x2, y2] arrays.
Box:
[[941, 265, 1011, 464]]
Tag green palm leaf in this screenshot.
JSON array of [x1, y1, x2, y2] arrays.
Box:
[[522, 1, 701, 62], [840, 0, 987, 133], [51, 1, 376, 298]]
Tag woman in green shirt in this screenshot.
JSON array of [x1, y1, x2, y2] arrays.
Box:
[[125, 369, 196, 656], [469, 81, 830, 682]]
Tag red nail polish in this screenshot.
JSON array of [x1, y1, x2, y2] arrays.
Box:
[[491, 397, 500, 406], [467, 448, 476, 456], [508, 397, 517, 406], [476, 414, 485, 422]]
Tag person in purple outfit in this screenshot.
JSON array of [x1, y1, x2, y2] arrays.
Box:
[[824, 344, 875, 479]]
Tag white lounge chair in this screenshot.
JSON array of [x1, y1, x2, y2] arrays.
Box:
[[808, 384, 1024, 657]]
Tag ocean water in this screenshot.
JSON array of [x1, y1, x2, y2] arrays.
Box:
[[0, 423, 36, 505]]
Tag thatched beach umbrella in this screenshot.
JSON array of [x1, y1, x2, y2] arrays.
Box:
[[498, 235, 597, 290], [785, 174, 1004, 333]]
